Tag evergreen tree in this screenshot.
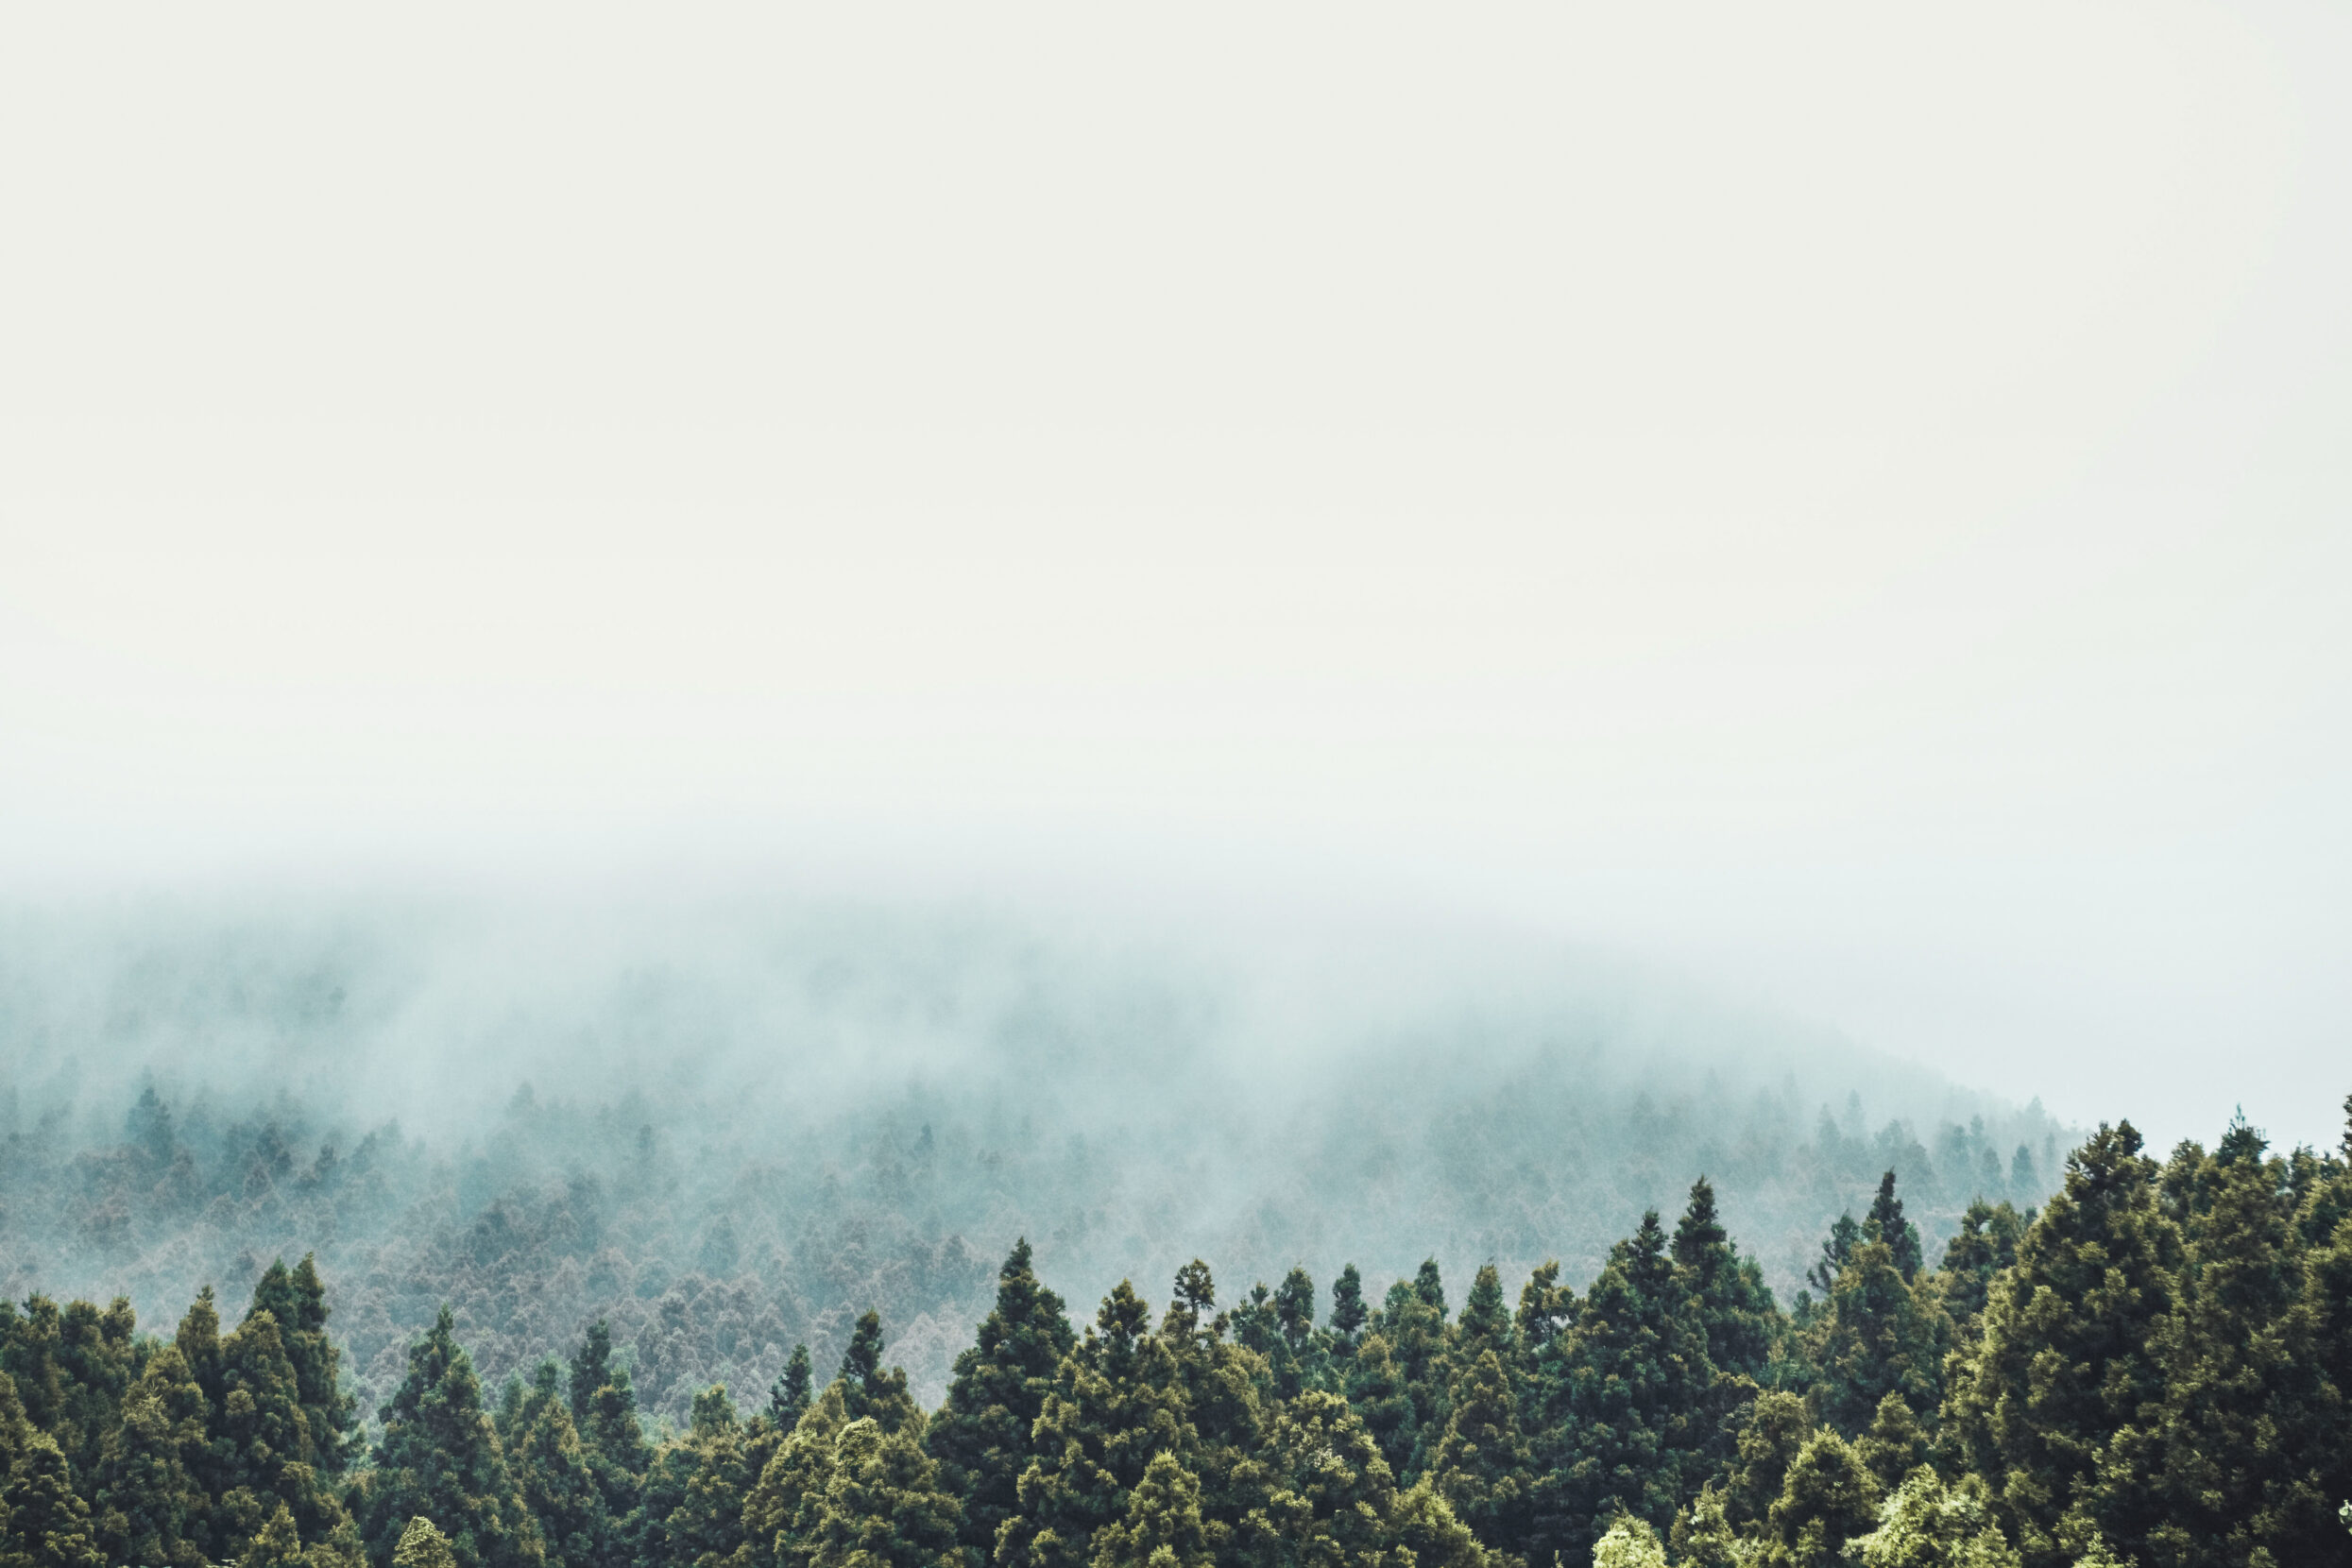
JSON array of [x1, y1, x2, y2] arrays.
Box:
[[1342, 1334, 1420, 1491], [834, 1314, 918, 1437], [91, 1345, 211, 1568], [1866, 1172, 1925, 1283], [1759, 1430, 1880, 1568], [1672, 1178, 1780, 1382], [1327, 1267, 1368, 1346], [2085, 1119, 2343, 1567], [1942, 1122, 2183, 1568], [511, 1391, 605, 1568], [926, 1240, 1075, 1568], [1, 1431, 104, 1568], [245, 1501, 312, 1568], [806, 1419, 961, 1568], [363, 1306, 544, 1568], [1590, 1514, 1667, 1568], [1426, 1347, 1530, 1556], [1805, 1235, 1950, 1439], [1527, 1212, 1716, 1563], [1934, 1202, 2026, 1341], [1847, 1469, 2021, 1568], [741, 1385, 848, 1568], [568, 1325, 649, 1537], [396, 1518, 460, 1568], [770, 1349, 812, 1433], [997, 1282, 1193, 1568], [1085, 1451, 1206, 1568], [248, 1256, 358, 1474]]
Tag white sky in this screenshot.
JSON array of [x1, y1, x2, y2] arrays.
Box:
[[3, 2, 2347, 1149]]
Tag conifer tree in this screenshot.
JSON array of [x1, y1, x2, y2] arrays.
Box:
[[1085, 1451, 1206, 1568], [1426, 1347, 1530, 1556], [1673, 1178, 1780, 1381], [1528, 1212, 1715, 1562], [1805, 1235, 1950, 1438], [926, 1240, 1075, 1568], [246, 1501, 312, 1568], [1846, 1469, 2020, 1568], [511, 1390, 605, 1568], [363, 1306, 543, 1568], [807, 1419, 961, 1568], [567, 1325, 648, 1536], [741, 1384, 849, 1568], [395, 1518, 460, 1568], [1342, 1333, 1420, 1490], [1941, 1122, 2183, 1568], [1866, 1172, 1925, 1283], [1327, 1266, 1368, 1347], [1759, 1430, 1879, 1568], [1, 1431, 105, 1568], [248, 1256, 357, 1474], [834, 1314, 919, 1436], [91, 1345, 211, 1568], [770, 1349, 812, 1433], [997, 1282, 1193, 1568]]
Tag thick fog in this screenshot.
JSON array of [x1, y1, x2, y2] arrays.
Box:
[[1, 893, 2073, 1422]]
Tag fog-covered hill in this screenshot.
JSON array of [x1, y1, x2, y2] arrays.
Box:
[[0, 895, 2068, 1424]]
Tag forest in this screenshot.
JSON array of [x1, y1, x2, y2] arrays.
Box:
[[3, 1098, 2348, 1568]]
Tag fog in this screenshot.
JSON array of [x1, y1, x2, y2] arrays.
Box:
[[1, 891, 2074, 1422], [4, 0, 2350, 1174]]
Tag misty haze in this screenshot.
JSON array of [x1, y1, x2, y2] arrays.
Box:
[[4, 5, 2350, 1568]]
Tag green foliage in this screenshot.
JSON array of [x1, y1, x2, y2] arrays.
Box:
[[363, 1306, 543, 1568], [1589, 1514, 1667, 1568], [396, 1517, 461, 1568], [3, 1097, 2348, 1568], [1940, 1122, 2183, 1568], [2, 1430, 105, 1568], [1847, 1469, 2020, 1568], [926, 1241, 1075, 1568]]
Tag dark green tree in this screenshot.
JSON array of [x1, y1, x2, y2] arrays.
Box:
[[2, 1431, 105, 1568], [926, 1240, 1075, 1568], [362, 1306, 543, 1568], [770, 1348, 812, 1433], [1942, 1122, 2183, 1568]]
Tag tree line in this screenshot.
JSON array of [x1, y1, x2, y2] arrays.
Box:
[[4, 1100, 2347, 1568]]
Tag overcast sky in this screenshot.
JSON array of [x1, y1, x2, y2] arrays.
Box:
[[3, 2, 2346, 1150]]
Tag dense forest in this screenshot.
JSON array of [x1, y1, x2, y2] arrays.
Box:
[[0, 902, 2070, 1423], [4, 1099, 2349, 1568]]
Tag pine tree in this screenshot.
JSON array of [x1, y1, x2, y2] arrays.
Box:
[[91, 1344, 211, 1568], [1528, 1212, 1717, 1563], [1866, 1172, 1925, 1283], [834, 1314, 918, 1437], [1673, 1178, 1780, 1383], [396, 1518, 460, 1568], [2085, 1118, 2343, 1568], [1, 1431, 105, 1568], [1590, 1514, 1667, 1568], [512, 1390, 605, 1568], [1343, 1333, 1420, 1491], [363, 1306, 544, 1568], [1805, 1235, 1950, 1438], [1328, 1266, 1369, 1347], [1847, 1468, 2021, 1568], [926, 1240, 1075, 1568], [1942, 1122, 2183, 1568], [1759, 1430, 1879, 1568], [569, 1325, 649, 1538], [248, 1256, 358, 1474], [997, 1282, 1193, 1568], [807, 1419, 961, 1568], [770, 1349, 812, 1433], [1085, 1451, 1206, 1568], [1426, 1347, 1530, 1556], [244, 1502, 310, 1568], [741, 1384, 848, 1568]]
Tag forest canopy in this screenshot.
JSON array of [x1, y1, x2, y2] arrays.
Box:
[[2, 1099, 2348, 1568]]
